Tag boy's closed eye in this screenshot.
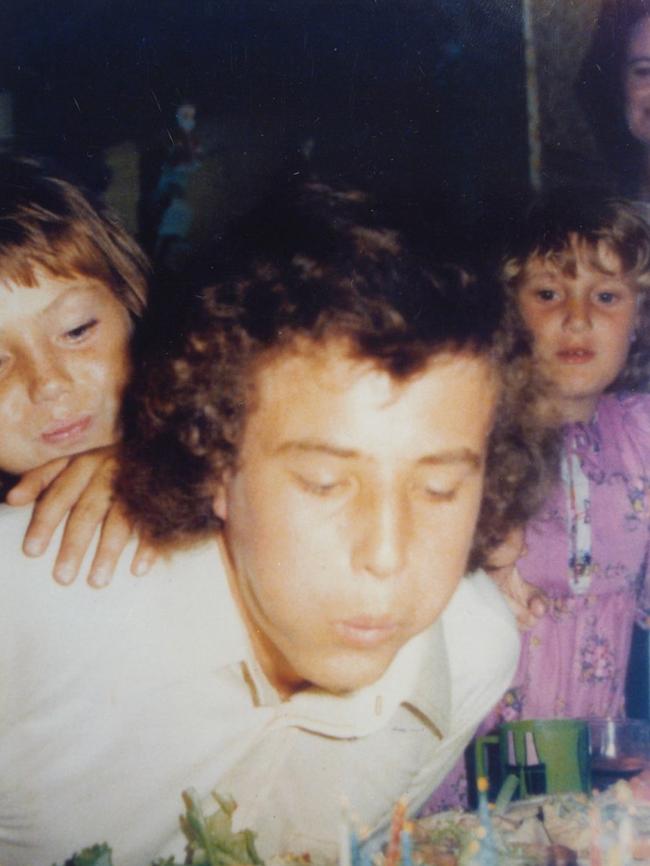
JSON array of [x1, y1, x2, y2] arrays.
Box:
[[421, 482, 460, 502], [292, 472, 347, 497], [416, 465, 468, 502], [62, 318, 99, 342], [289, 466, 465, 504]]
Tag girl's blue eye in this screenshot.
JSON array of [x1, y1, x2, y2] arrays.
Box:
[[536, 289, 556, 301]]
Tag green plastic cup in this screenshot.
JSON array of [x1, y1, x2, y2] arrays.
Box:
[[475, 718, 591, 800]]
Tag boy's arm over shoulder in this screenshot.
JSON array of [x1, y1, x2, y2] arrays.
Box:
[[5, 449, 157, 587]]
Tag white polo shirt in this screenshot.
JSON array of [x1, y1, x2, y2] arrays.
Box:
[[0, 505, 518, 866]]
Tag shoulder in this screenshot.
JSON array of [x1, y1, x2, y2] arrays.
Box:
[[0, 503, 213, 588], [0, 506, 233, 652], [444, 569, 518, 637], [442, 570, 519, 686], [0, 514, 247, 742], [0, 505, 61, 594], [0, 504, 33, 557], [597, 394, 650, 464], [599, 392, 650, 430]]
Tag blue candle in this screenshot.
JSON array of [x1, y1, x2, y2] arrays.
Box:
[[349, 828, 361, 866], [360, 844, 374, 866], [476, 777, 499, 866], [400, 825, 414, 866]]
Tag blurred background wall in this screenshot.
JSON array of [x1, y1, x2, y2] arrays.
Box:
[[0, 1, 608, 258]]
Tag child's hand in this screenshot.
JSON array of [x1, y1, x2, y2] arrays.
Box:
[[486, 528, 548, 631], [5, 448, 157, 588], [489, 565, 548, 631]]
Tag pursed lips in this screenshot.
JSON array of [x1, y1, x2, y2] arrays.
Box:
[[334, 616, 400, 649]]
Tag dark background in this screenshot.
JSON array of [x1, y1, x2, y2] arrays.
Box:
[[1, 0, 529, 238]]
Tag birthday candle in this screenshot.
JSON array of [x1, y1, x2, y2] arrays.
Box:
[[476, 777, 498, 866], [385, 798, 407, 866], [349, 827, 361, 866], [589, 804, 603, 866], [400, 822, 414, 866], [476, 776, 490, 818], [493, 773, 519, 815], [358, 825, 373, 866]]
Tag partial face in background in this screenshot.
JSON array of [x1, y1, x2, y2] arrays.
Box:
[[176, 103, 196, 133], [517, 239, 638, 422], [0, 273, 132, 474], [625, 15, 650, 148], [215, 337, 498, 696]]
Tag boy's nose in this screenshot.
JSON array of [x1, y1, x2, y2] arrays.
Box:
[[27, 351, 73, 403], [351, 488, 407, 579]]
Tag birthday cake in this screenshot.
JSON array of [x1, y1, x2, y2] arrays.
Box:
[[390, 777, 650, 866], [54, 774, 650, 866]]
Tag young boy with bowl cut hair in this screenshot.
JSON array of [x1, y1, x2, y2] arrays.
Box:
[[0, 180, 548, 866], [0, 154, 154, 584]]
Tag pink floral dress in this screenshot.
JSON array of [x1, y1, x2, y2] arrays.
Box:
[[421, 392, 650, 814], [502, 392, 650, 721]]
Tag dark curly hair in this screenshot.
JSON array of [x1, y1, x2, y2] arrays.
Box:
[[578, 0, 650, 194], [117, 179, 556, 570], [500, 188, 650, 394]]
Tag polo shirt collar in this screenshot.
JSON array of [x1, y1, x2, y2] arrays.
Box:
[[209, 538, 452, 741], [271, 622, 451, 740]]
